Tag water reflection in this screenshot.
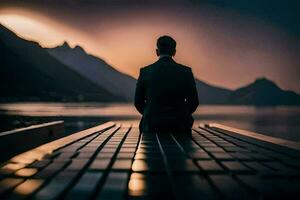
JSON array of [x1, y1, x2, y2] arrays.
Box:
[[0, 103, 299, 141], [0, 103, 139, 117], [1, 103, 299, 117]]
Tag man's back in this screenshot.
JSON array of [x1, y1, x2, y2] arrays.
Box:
[[135, 56, 199, 133]]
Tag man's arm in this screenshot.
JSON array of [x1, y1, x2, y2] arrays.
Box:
[[134, 68, 146, 114], [186, 68, 199, 113]]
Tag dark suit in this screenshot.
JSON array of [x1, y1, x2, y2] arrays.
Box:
[[134, 56, 199, 133]]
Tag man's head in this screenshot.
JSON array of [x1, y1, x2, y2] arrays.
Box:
[[156, 35, 176, 57]]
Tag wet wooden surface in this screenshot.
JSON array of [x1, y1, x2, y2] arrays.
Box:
[[0, 121, 300, 200], [0, 121, 64, 163]]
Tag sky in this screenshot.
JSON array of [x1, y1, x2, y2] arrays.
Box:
[[0, 0, 299, 92]]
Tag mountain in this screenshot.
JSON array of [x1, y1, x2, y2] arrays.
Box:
[[195, 80, 231, 104], [0, 24, 123, 102], [47, 42, 136, 101], [230, 78, 300, 105]]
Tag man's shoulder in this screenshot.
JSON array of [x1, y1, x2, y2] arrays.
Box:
[[140, 60, 192, 75], [175, 62, 192, 71], [171, 62, 192, 75], [140, 64, 153, 71], [139, 63, 156, 74], [142, 61, 191, 70]]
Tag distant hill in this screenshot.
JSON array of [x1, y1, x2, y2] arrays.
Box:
[[195, 80, 231, 104], [0, 24, 123, 102], [47, 42, 136, 101], [230, 78, 300, 105]]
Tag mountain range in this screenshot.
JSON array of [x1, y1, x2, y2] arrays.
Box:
[[0, 24, 122, 102], [47, 42, 136, 101], [1, 24, 299, 105]]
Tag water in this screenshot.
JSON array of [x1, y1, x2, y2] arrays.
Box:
[[0, 103, 299, 142]]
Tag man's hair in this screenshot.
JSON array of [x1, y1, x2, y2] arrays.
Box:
[[156, 35, 176, 56]]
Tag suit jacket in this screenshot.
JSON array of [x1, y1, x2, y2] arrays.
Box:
[[134, 56, 199, 133]]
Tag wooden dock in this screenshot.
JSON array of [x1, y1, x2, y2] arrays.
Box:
[[0, 121, 64, 163], [0, 121, 299, 200]]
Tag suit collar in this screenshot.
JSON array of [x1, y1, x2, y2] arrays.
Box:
[[159, 54, 172, 59], [157, 56, 174, 63]]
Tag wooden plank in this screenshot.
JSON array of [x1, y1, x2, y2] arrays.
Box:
[[1, 121, 300, 199], [206, 123, 300, 152], [0, 121, 64, 163], [3, 122, 115, 165]]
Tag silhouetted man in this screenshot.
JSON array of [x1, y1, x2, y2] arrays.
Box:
[[134, 35, 199, 133]]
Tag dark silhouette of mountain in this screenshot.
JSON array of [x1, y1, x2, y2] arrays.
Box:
[[0, 24, 123, 102], [230, 78, 300, 105], [47, 42, 136, 101], [195, 80, 231, 104]]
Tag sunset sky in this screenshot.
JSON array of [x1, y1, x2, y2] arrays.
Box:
[[0, 0, 299, 92]]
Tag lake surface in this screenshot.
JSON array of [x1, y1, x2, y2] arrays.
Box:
[[0, 103, 299, 142]]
